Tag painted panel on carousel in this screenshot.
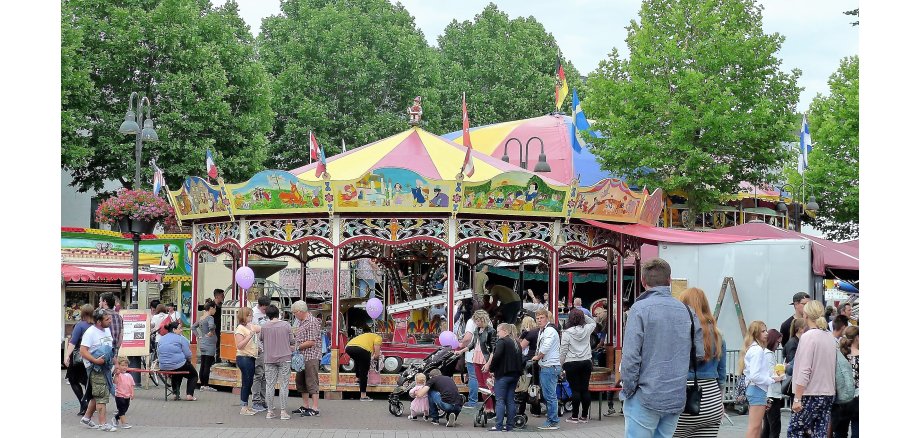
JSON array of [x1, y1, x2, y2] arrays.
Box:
[[227, 170, 325, 214], [460, 171, 567, 217], [572, 178, 645, 223], [638, 188, 665, 226], [61, 231, 190, 276], [171, 177, 231, 220], [335, 167, 453, 212]]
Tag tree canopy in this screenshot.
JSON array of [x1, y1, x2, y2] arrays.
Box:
[[584, 0, 801, 216], [61, 0, 274, 192]]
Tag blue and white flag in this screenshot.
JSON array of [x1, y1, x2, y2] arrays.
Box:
[[571, 88, 591, 152], [151, 160, 166, 196], [798, 114, 812, 175]]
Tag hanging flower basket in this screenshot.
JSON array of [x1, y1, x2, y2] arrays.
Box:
[[95, 189, 176, 233]]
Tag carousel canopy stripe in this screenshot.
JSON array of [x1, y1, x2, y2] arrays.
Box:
[[62, 264, 162, 282], [289, 127, 559, 184], [583, 219, 759, 245]]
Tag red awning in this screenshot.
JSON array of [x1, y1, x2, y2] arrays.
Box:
[[62, 264, 162, 282], [709, 222, 858, 275], [582, 220, 759, 245]]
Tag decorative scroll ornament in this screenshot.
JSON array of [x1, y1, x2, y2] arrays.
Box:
[[341, 218, 448, 242], [195, 222, 240, 244], [247, 218, 331, 242], [559, 245, 610, 264], [247, 240, 333, 262], [562, 223, 617, 248], [456, 240, 549, 265], [457, 219, 553, 244]]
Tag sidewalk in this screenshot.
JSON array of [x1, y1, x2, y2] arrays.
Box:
[[61, 373, 777, 437]]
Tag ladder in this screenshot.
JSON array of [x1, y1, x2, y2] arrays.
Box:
[[386, 289, 473, 315], [712, 277, 747, 338]]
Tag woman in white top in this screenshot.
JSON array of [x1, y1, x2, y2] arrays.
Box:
[[739, 320, 783, 438], [762, 329, 784, 438]]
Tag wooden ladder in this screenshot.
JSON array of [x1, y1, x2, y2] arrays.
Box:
[[712, 277, 748, 338]]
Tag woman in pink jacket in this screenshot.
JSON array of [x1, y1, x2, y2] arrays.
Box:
[[787, 301, 838, 437]]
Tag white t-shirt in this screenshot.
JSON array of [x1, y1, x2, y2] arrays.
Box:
[[80, 326, 113, 368], [464, 318, 477, 362], [151, 313, 168, 343], [252, 305, 268, 349]]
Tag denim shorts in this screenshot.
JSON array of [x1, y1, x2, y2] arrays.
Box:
[[746, 385, 767, 406]]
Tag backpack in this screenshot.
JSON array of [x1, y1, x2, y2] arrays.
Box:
[[834, 350, 856, 404], [157, 314, 174, 336], [734, 373, 748, 405]]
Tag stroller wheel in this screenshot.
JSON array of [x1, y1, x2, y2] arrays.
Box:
[[388, 401, 403, 417], [475, 410, 487, 427], [513, 414, 528, 429]]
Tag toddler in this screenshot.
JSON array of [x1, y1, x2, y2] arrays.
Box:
[[408, 373, 429, 420], [112, 357, 134, 429]]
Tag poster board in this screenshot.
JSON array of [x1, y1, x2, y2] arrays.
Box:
[[118, 310, 150, 357], [671, 278, 688, 298]]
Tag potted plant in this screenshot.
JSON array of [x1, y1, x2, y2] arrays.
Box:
[[95, 189, 177, 234]]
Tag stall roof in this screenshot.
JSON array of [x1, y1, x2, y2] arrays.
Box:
[[62, 264, 161, 283]]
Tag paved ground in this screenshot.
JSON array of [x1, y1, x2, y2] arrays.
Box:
[[61, 372, 787, 437]]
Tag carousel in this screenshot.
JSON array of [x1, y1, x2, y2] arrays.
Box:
[[167, 100, 664, 394]]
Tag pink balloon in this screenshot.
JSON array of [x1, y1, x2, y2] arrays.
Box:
[[235, 266, 255, 290], [439, 331, 458, 348], [366, 297, 384, 319]]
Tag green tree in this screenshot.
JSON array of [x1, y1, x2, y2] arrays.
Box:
[[61, 0, 274, 192], [259, 0, 445, 170], [585, 0, 801, 219], [791, 56, 859, 239], [438, 3, 579, 130]]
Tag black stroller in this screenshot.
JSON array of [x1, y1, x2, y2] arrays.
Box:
[[472, 363, 535, 429], [387, 347, 464, 417]]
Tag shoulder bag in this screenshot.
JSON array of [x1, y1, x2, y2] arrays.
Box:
[[834, 349, 855, 404], [683, 305, 702, 415]]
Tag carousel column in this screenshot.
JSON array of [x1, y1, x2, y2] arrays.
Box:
[[231, 252, 239, 301], [237, 219, 249, 303], [191, 225, 199, 329], [446, 217, 457, 326], [240, 249, 250, 307], [549, 249, 559, 325], [330, 216, 342, 388]]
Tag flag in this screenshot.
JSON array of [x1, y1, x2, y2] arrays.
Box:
[[798, 114, 812, 175], [205, 149, 218, 180], [314, 133, 327, 178], [461, 93, 475, 177], [151, 160, 166, 196], [309, 131, 321, 162], [554, 56, 569, 111], [571, 88, 590, 152]]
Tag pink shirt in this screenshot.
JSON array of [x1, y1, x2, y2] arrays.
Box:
[[792, 328, 837, 396], [409, 383, 429, 414], [115, 372, 135, 398]]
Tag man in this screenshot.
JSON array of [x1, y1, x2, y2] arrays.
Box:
[[781, 292, 811, 347], [415, 369, 462, 427], [533, 308, 561, 430], [355, 258, 379, 298], [572, 297, 590, 315], [212, 289, 225, 336], [99, 293, 124, 357], [830, 303, 853, 332], [250, 295, 271, 412], [486, 280, 522, 324], [79, 309, 117, 432], [292, 300, 323, 417], [832, 315, 850, 344], [471, 264, 489, 309], [149, 299, 161, 316], [619, 258, 703, 438], [522, 289, 546, 313]]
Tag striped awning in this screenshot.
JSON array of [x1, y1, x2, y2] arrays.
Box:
[[62, 264, 161, 283]]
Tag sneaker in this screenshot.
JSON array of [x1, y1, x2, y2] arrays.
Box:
[[565, 417, 579, 424], [359, 396, 373, 402], [252, 404, 268, 413], [98, 424, 118, 432], [80, 417, 97, 429], [538, 422, 559, 430], [408, 415, 417, 421], [486, 411, 496, 420], [294, 406, 309, 415], [302, 409, 319, 417], [463, 402, 478, 409], [201, 386, 218, 392], [240, 407, 256, 416], [578, 417, 588, 423], [446, 412, 457, 427], [120, 425, 133, 429], [280, 412, 291, 420], [430, 418, 440, 425], [604, 407, 617, 417], [266, 411, 277, 419]]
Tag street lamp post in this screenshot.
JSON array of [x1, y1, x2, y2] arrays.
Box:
[[118, 92, 159, 309], [775, 184, 819, 232]]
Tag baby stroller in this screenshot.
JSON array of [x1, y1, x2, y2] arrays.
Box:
[[472, 364, 535, 429], [556, 372, 574, 416], [387, 347, 463, 417]]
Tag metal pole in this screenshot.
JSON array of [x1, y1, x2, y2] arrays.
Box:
[[134, 96, 143, 190], [131, 233, 140, 309]]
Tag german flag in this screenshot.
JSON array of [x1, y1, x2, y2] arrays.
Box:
[[554, 55, 569, 111]]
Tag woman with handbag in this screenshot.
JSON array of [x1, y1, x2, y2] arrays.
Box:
[[673, 288, 727, 438], [459, 310, 496, 416], [484, 323, 524, 431], [787, 301, 837, 438], [761, 329, 784, 438], [740, 321, 784, 438]]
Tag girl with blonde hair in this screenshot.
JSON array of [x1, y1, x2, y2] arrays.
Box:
[[787, 301, 837, 437], [740, 321, 783, 438], [673, 288, 726, 438]]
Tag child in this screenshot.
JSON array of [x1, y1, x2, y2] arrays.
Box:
[[408, 373, 429, 420], [112, 357, 134, 429]]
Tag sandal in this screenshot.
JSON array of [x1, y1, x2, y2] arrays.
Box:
[[184, 396, 198, 401]]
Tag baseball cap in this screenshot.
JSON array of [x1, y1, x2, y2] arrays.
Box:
[[789, 292, 810, 305]]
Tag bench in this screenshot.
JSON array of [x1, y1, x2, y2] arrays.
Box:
[[588, 383, 622, 421], [126, 368, 190, 401]]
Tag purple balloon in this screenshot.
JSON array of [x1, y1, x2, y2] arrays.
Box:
[[439, 331, 458, 348], [366, 297, 384, 319], [235, 266, 255, 290]]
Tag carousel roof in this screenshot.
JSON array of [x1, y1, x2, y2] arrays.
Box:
[[290, 127, 565, 185]]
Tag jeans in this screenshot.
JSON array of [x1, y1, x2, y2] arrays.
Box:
[[199, 354, 215, 388], [264, 361, 291, 412], [494, 375, 518, 429], [428, 390, 462, 421], [237, 355, 256, 405], [539, 364, 561, 424], [465, 361, 479, 404], [252, 352, 266, 406], [358, 279, 376, 298], [831, 397, 859, 438], [623, 395, 680, 438], [762, 397, 783, 438]]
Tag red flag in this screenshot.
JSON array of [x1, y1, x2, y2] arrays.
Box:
[[461, 93, 475, 177], [309, 131, 320, 162]]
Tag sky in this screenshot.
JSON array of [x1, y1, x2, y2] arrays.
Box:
[[217, 0, 859, 113]]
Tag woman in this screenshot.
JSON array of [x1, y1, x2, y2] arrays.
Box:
[[192, 301, 218, 391], [484, 323, 524, 431], [151, 304, 169, 345], [460, 310, 496, 415], [234, 307, 260, 415], [784, 318, 807, 371], [674, 288, 727, 438], [157, 321, 199, 401], [740, 321, 784, 438], [831, 326, 859, 438], [560, 308, 596, 423], [761, 329, 784, 438], [64, 304, 95, 415], [345, 331, 382, 401], [519, 316, 539, 364], [787, 301, 837, 438], [260, 305, 294, 420]]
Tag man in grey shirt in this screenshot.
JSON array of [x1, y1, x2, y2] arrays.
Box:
[[620, 258, 703, 438]]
